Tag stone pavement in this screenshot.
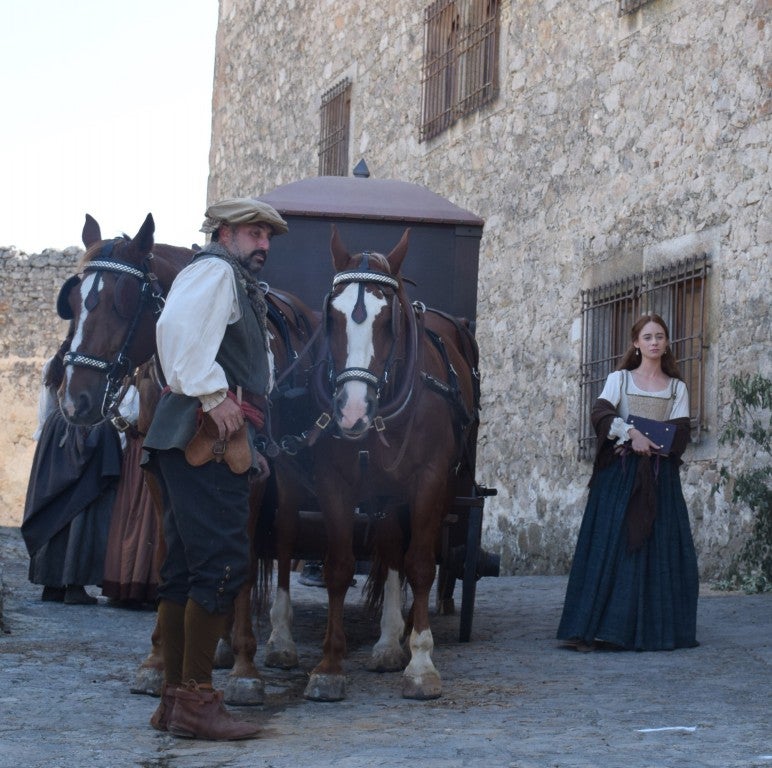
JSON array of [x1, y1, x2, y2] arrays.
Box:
[[0, 523, 770, 768]]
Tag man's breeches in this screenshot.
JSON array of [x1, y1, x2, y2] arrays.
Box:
[[155, 449, 251, 614]]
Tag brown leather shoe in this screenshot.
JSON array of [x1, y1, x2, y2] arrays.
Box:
[[168, 682, 260, 740], [150, 684, 177, 732]]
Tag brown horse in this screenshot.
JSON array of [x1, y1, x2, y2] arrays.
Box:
[[56, 213, 320, 704], [305, 226, 480, 701]]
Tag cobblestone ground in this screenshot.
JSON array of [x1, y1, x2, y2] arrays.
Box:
[[0, 524, 770, 768]]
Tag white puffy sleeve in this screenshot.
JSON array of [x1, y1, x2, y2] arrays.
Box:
[[156, 258, 242, 411], [598, 371, 632, 444]]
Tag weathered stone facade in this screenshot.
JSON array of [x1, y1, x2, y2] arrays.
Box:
[[206, 0, 770, 579], [0, 247, 80, 360]]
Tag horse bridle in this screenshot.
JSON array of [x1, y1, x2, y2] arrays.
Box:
[[61, 239, 166, 423], [315, 254, 421, 431]]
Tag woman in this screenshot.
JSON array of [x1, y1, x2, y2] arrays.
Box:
[[22, 347, 122, 605], [557, 314, 699, 651]]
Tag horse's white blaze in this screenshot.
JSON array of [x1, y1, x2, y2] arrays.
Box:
[[60, 273, 101, 416], [404, 628, 438, 680], [372, 569, 405, 657], [331, 283, 387, 430]]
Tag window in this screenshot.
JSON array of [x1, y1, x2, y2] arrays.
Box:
[[318, 78, 351, 176], [578, 254, 710, 459], [619, 0, 655, 14], [420, 0, 499, 142]]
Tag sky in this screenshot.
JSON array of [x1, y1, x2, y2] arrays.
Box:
[[0, 1, 218, 253]]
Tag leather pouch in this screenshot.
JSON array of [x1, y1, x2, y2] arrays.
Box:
[[626, 415, 675, 456], [184, 412, 252, 474]]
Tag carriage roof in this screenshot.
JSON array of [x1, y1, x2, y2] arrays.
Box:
[[257, 175, 485, 321], [259, 176, 484, 227]]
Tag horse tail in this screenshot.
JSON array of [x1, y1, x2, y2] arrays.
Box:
[[364, 552, 387, 616], [363, 506, 408, 617], [250, 474, 277, 615], [252, 554, 274, 616]]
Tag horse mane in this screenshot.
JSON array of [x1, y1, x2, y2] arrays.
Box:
[[369, 252, 392, 273], [77, 235, 194, 272]]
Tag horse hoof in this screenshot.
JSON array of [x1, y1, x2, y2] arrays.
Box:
[[214, 638, 235, 669], [402, 672, 442, 700], [366, 646, 408, 672], [130, 666, 163, 697], [223, 676, 265, 706], [265, 646, 299, 670], [303, 673, 346, 701]]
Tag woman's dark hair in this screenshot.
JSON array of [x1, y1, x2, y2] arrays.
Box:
[[616, 313, 683, 380]]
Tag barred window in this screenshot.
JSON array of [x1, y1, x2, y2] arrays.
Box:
[[420, 0, 499, 142], [619, 0, 655, 14], [318, 78, 351, 176], [578, 255, 710, 460]]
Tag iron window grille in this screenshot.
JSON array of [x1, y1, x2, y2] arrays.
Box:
[[578, 254, 710, 460], [619, 0, 655, 15], [318, 78, 352, 176], [420, 0, 500, 142]]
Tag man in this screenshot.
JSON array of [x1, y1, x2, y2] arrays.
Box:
[[143, 197, 288, 740]]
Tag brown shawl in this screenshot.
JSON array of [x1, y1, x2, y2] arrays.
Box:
[[590, 398, 691, 551]]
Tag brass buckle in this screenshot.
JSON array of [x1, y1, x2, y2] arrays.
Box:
[[315, 412, 332, 430], [110, 414, 132, 433]]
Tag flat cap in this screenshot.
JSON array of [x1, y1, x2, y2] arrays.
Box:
[[200, 197, 288, 235]]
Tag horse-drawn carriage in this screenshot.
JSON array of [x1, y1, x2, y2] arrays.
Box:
[[256, 174, 499, 642], [56, 173, 498, 704]]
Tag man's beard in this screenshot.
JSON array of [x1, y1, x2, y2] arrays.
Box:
[[236, 248, 267, 275]]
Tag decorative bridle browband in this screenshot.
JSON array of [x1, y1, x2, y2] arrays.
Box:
[[62, 240, 166, 423], [327, 255, 401, 394]]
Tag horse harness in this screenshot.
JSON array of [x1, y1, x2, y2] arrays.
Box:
[[57, 238, 167, 424], [302, 255, 480, 455]]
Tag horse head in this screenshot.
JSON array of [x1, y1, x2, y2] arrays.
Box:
[[323, 225, 413, 439], [57, 213, 192, 426]]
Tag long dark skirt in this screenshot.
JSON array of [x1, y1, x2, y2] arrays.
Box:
[[557, 454, 699, 651], [28, 491, 116, 588], [22, 409, 122, 589]]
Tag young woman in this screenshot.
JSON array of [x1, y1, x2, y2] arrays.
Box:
[[557, 314, 699, 651]]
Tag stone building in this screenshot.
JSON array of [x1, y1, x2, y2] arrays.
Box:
[[1, 0, 768, 579]]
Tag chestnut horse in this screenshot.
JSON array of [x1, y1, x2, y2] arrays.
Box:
[[56, 213, 320, 703], [305, 226, 480, 701]]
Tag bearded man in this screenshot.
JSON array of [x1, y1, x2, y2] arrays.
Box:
[[143, 197, 287, 740]]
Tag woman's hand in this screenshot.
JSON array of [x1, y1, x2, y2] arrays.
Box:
[[629, 427, 660, 456]]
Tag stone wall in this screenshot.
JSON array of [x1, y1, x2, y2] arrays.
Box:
[[0, 247, 80, 527], [0, 247, 80, 361], [207, 0, 771, 578]]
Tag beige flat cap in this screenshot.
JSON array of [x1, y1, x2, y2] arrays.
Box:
[[200, 197, 288, 235]]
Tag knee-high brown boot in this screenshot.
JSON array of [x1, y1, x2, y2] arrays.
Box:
[[150, 600, 186, 731], [157, 599, 186, 685], [181, 598, 227, 686], [150, 683, 178, 732], [168, 681, 261, 740], [168, 601, 259, 740]]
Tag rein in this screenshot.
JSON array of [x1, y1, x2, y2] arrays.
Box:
[[62, 242, 167, 424], [308, 260, 422, 446]]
